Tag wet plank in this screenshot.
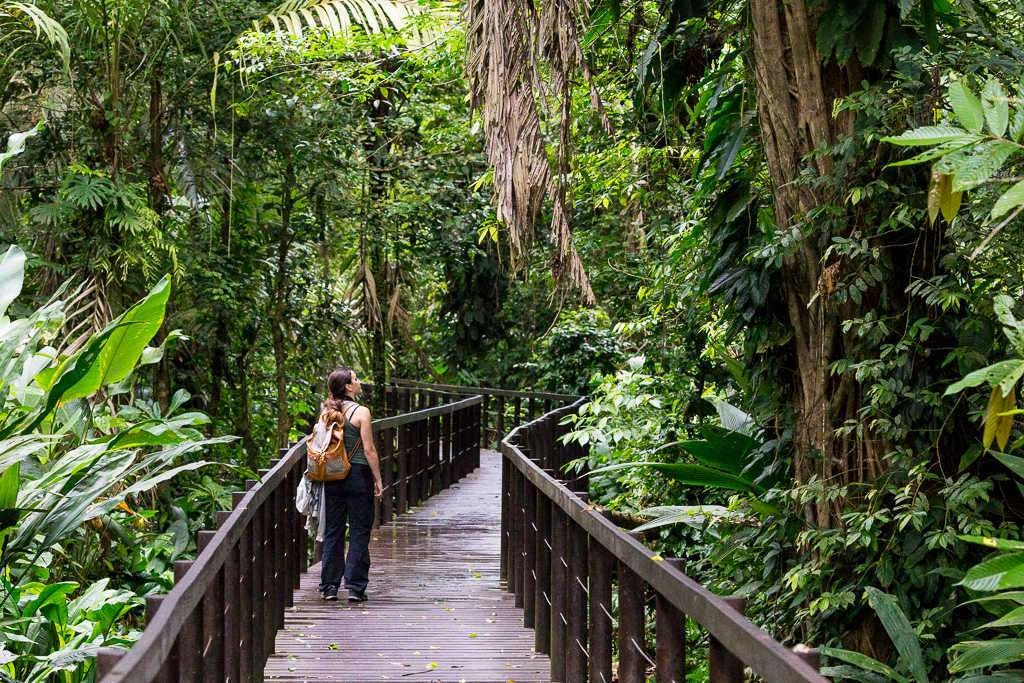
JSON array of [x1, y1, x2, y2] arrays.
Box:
[[265, 449, 551, 682]]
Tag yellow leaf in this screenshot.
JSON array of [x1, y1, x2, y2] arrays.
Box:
[[651, 554, 663, 561], [468, 632, 478, 638], [939, 173, 963, 222], [983, 385, 1016, 449], [427, 662, 438, 669]]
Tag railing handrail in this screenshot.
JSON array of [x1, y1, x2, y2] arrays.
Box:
[[501, 404, 827, 683], [101, 390, 483, 682], [390, 377, 577, 403]]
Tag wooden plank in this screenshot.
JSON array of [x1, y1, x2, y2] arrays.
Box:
[[265, 450, 548, 682]]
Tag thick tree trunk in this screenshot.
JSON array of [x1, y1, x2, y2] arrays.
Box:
[[750, 0, 858, 528], [271, 156, 296, 448]]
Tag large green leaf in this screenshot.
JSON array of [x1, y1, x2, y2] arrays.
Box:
[[589, 461, 760, 493], [937, 140, 1020, 192], [57, 276, 171, 401], [820, 646, 907, 682], [819, 664, 888, 683], [865, 587, 928, 683], [961, 553, 1024, 592], [0, 245, 25, 319], [679, 429, 759, 475], [961, 535, 1024, 552], [882, 125, 975, 147], [950, 639, 1024, 673], [992, 180, 1024, 220], [946, 361, 1024, 396], [992, 452, 1024, 482], [983, 78, 1010, 137], [950, 82, 985, 133]]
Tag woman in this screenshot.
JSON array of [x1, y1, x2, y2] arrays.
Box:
[[317, 367, 384, 602]]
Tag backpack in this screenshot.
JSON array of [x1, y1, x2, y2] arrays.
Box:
[[305, 404, 357, 481]]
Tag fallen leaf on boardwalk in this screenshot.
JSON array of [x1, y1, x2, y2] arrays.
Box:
[[486, 618, 495, 623], [327, 643, 339, 651], [427, 662, 438, 669], [651, 554, 663, 561], [468, 633, 478, 638], [472, 572, 482, 579]]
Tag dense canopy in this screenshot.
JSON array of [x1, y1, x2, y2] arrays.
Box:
[[2, 0, 1024, 680]]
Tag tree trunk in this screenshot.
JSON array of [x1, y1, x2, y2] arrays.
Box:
[[271, 155, 296, 448], [749, 0, 858, 528]]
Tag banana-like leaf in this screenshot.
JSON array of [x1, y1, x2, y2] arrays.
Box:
[[949, 639, 1024, 673], [54, 276, 171, 401], [820, 646, 908, 682], [632, 504, 743, 533], [865, 587, 928, 683], [960, 553, 1024, 592], [589, 461, 761, 493]]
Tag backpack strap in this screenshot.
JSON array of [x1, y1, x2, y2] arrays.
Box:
[[344, 402, 360, 424]]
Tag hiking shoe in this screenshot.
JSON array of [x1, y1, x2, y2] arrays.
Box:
[[322, 588, 338, 601], [347, 591, 367, 603]]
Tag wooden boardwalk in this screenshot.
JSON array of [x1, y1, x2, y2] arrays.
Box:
[[264, 449, 550, 682]]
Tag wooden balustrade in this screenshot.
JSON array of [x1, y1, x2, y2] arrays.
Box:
[[389, 377, 576, 447], [97, 391, 482, 683], [502, 400, 827, 683]]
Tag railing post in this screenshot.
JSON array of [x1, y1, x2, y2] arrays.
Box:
[[501, 453, 510, 583], [96, 647, 126, 680], [511, 465, 524, 606], [549, 506, 568, 683], [656, 559, 687, 683], [173, 560, 202, 681], [381, 427, 395, 524], [497, 396, 506, 439], [523, 477, 537, 629], [588, 540, 614, 683], [397, 421, 410, 514], [534, 493, 551, 654], [709, 597, 746, 683], [233, 491, 253, 683], [566, 519, 589, 682], [617, 561, 647, 683]]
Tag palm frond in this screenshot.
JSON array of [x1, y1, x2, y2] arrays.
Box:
[[263, 0, 432, 40], [0, 1, 70, 72]]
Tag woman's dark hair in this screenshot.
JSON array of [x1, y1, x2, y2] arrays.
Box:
[[323, 367, 356, 415]]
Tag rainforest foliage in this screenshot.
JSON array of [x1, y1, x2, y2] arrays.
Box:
[[2, 0, 1024, 680]]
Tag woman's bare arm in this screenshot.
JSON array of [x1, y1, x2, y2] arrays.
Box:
[[355, 406, 384, 498]]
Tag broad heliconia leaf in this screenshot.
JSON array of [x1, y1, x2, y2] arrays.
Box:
[[882, 125, 975, 147], [950, 82, 985, 133], [961, 535, 1024, 552], [864, 587, 929, 683], [0, 245, 26, 319], [820, 646, 908, 682], [679, 430, 759, 476], [589, 461, 759, 493], [56, 276, 171, 402], [819, 664, 890, 683], [949, 639, 1024, 673], [981, 605, 1024, 630], [983, 78, 1010, 137], [992, 452, 1024, 482], [960, 553, 1024, 592], [992, 180, 1024, 220], [946, 360, 1024, 395]]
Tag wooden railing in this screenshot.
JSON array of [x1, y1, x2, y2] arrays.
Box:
[[97, 392, 482, 683], [390, 378, 577, 446], [502, 400, 827, 683]]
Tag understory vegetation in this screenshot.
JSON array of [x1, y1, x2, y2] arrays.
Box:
[[2, 0, 1024, 680]]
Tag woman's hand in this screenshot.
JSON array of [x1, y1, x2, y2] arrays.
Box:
[[374, 479, 384, 499]]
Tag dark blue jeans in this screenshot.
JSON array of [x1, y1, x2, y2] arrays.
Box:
[[318, 464, 374, 594]]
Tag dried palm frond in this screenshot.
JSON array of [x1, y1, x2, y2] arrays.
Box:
[[464, 0, 599, 303]]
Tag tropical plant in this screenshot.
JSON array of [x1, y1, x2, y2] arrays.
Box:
[[0, 245, 232, 681], [821, 587, 930, 683]]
